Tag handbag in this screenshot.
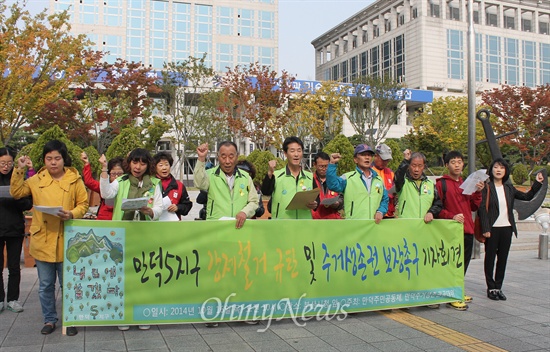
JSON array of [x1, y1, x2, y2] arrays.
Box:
[[473, 184, 490, 243]]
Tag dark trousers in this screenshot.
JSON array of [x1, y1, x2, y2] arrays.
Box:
[[464, 233, 473, 274], [0, 236, 24, 302], [484, 226, 512, 290]]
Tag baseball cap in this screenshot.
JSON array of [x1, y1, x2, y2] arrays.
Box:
[[354, 144, 375, 156], [375, 144, 392, 160]]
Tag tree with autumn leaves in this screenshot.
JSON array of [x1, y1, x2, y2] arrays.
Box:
[[0, 1, 94, 146], [218, 63, 295, 151], [482, 85, 550, 168]]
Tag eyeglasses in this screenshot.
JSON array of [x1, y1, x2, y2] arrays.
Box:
[[0, 161, 14, 168], [109, 172, 124, 177], [315, 164, 328, 169]]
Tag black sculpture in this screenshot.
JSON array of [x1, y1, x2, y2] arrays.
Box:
[[476, 109, 548, 220]]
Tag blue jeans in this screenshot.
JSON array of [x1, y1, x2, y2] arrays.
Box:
[[35, 260, 63, 324]]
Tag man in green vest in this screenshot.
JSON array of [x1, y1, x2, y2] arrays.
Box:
[[194, 141, 259, 229], [394, 149, 442, 222], [261, 136, 316, 219], [325, 144, 388, 221]]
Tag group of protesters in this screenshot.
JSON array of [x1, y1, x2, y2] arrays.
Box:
[[0, 136, 544, 335]]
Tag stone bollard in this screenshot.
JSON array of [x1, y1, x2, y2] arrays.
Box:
[[539, 234, 548, 260]]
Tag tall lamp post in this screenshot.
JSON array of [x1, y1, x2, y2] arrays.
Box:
[[467, 0, 481, 259]]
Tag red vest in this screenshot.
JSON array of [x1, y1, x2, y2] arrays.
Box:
[[311, 173, 342, 219], [373, 166, 396, 217]]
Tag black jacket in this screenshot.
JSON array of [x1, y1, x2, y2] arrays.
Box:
[[0, 170, 33, 237], [478, 180, 542, 237]]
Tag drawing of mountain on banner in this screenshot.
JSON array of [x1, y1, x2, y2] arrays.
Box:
[[66, 229, 123, 264]]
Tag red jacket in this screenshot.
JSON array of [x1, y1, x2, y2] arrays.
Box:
[[435, 174, 482, 234], [311, 173, 342, 219], [82, 164, 113, 220]]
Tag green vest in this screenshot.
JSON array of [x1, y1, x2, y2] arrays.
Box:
[[343, 170, 385, 219], [112, 176, 160, 221], [206, 167, 251, 220], [397, 178, 435, 219], [271, 168, 313, 219]]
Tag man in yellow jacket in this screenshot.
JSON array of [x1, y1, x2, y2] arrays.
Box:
[[10, 140, 88, 336]]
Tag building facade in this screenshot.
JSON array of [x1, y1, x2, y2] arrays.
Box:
[[50, 0, 278, 73], [312, 0, 550, 94]]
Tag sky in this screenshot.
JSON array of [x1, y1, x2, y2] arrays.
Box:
[[279, 0, 374, 80], [16, 0, 374, 80]]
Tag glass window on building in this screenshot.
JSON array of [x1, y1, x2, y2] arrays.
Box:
[[540, 21, 549, 35], [360, 51, 368, 77], [504, 38, 518, 85], [350, 56, 357, 81], [430, 2, 440, 18], [521, 18, 532, 32], [371, 46, 379, 77], [486, 35, 501, 84], [522, 41, 536, 88], [541, 43, 550, 85], [127, 1, 145, 64], [195, 5, 212, 67], [259, 11, 275, 39], [86, 33, 98, 51], [150, 0, 168, 69], [382, 40, 391, 77], [238, 45, 254, 66], [447, 30, 464, 80], [504, 15, 515, 30], [331, 65, 339, 81], [55, 0, 73, 21], [217, 7, 233, 36], [216, 43, 233, 73], [259, 47, 275, 68], [475, 33, 483, 82], [394, 35, 405, 82], [448, 3, 460, 21], [341, 61, 348, 83], [80, 0, 99, 25], [173, 2, 190, 63], [104, 35, 122, 64], [238, 9, 254, 37], [486, 6, 498, 27], [104, 0, 122, 26]]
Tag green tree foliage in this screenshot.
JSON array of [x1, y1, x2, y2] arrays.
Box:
[[284, 81, 345, 148], [512, 163, 528, 185], [405, 97, 488, 165], [346, 75, 404, 147], [0, 1, 96, 146], [248, 150, 283, 186], [106, 128, 143, 161], [322, 134, 355, 175], [28, 126, 83, 171], [383, 139, 401, 171], [83, 146, 101, 178], [141, 116, 171, 152]]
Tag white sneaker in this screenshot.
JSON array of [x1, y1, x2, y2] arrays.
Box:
[[118, 325, 130, 331], [7, 301, 23, 313], [138, 325, 150, 330]]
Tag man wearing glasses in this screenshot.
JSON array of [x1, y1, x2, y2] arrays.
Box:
[[311, 152, 343, 219]]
